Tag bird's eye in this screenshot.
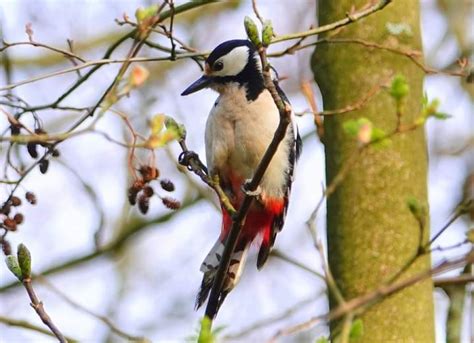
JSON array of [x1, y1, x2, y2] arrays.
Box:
[[213, 61, 224, 71]]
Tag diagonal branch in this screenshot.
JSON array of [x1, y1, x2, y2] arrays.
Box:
[[203, 30, 293, 324], [21, 277, 67, 342], [0, 315, 78, 342], [271, 250, 474, 340], [270, 0, 392, 44]]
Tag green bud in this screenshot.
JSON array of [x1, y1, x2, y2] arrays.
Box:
[[349, 319, 364, 339], [389, 74, 409, 102], [407, 196, 427, 227], [198, 316, 214, 343], [261, 20, 274, 47], [165, 116, 186, 141], [244, 16, 261, 47], [430, 112, 451, 120], [407, 196, 421, 216], [5, 255, 23, 280], [17, 243, 32, 279], [135, 4, 158, 23]]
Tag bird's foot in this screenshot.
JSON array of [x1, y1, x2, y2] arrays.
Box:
[[241, 179, 262, 197], [179, 150, 206, 172]]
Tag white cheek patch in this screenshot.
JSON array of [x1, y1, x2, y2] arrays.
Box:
[[213, 46, 249, 77]]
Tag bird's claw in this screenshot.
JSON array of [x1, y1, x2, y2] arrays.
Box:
[[241, 179, 262, 197], [178, 150, 199, 171]]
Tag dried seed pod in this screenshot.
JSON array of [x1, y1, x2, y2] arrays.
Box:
[[139, 165, 159, 182], [3, 218, 17, 231], [13, 213, 24, 225], [10, 125, 21, 136], [27, 142, 38, 158], [128, 187, 139, 205], [132, 179, 145, 191], [160, 179, 175, 192], [39, 159, 49, 174], [1, 204, 11, 215], [162, 197, 181, 210], [1, 239, 12, 256], [143, 186, 154, 197], [11, 196, 22, 207], [25, 192, 37, 205], [138, 194, 150, 214]]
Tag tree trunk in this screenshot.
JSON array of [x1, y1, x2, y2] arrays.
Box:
[[312, 1, 435, 341]]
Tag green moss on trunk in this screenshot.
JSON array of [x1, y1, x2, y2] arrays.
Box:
[[312, 1, 435, 341]]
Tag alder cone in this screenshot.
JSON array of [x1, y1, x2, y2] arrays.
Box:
[[27, 143, 38, 158], [138, 195, 149, 214], [39, 159, 49, 174]]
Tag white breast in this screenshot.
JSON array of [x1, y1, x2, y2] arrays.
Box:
[[205, 84, 290, 198]]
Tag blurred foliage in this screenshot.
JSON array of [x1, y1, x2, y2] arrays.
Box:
[[435, 0, 474, 99]]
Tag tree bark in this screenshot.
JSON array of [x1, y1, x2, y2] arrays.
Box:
[[312, 1, 435, 341]]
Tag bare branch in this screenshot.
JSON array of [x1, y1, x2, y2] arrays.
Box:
[[21, 277, 67, 342], [38, 277, 147, 342], [0, 315, 78, 342], [270, 0, 392, 44], [271, 251, 474, 340]]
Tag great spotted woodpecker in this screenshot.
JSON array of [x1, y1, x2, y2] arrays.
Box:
[[181, 39, 301, 311]]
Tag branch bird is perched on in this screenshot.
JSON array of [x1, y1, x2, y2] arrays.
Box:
[[181, 39, 301, 313]]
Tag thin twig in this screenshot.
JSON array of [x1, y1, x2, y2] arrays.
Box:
[[271, 251, 474, 340], [425, 210, 463, 248], [434, 274, 474, 287], [177, 139, 236, 215], [0, 315, 78, 342], [224, 294, 320, 340], [270, 249, 326, 281], [21, 277, 67, 342], [38, 277, 147, 342], [251, 0, 265, 25], [270, 0, 392, 44], [1, 40, 86, 62]]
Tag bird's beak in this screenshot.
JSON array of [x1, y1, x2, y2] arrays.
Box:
[[181, 75, 212, 96]]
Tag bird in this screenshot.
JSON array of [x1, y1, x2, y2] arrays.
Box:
[[181, 39, 301, 314]]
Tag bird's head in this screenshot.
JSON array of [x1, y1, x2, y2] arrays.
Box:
[[181, 39, 264, 100]]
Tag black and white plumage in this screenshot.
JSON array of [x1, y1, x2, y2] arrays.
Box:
[[182, 39, 301, 312]]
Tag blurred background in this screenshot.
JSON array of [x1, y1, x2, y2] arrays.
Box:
[[0, 0, 472, 341]]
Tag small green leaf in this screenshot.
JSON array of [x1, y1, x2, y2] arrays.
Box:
[[165, 116, 186, 141], [262, 20, 274, 47], [370, 127, 391, 148], [135, 4, 158, 23], [342, 119, 360, 137], [389, 75, 410, 102], [244, 16, 261, 47], [198, 317, 214, 343], [407, 196, 421, 215], [150, 114, 165, 135], [17, 243, 32, 279], [349, 319, 364, 340], [315, 337, 329, 343], [407, 196, 427, 228], [5, 255, 23, 280], [430, 112, 452, 120], [343, 118, 371, 138], [422, 93, 429, 106]]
